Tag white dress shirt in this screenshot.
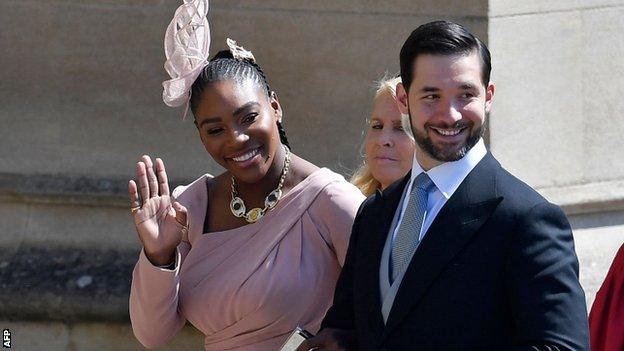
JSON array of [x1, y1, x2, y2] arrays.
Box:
[[392, 138, 487, 245], [379, 138, 487, 323]]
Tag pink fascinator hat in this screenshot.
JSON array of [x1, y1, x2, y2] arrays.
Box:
[[162, 0, 211, 118]]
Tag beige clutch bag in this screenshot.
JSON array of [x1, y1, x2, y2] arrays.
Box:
[[278, 327, 314, 351]]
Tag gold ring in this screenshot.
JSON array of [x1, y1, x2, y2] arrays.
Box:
[[130, 205, 141, 214]]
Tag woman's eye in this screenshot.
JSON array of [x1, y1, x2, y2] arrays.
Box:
[[243, 113, 258, 124], [206, 127, 224, 135], [394, 125, 405, 131], [371, 123, 383, 130]]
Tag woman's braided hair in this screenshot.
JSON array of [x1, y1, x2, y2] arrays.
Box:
[[190, 50, 291, 150]]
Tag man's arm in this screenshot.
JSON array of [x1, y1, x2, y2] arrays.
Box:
[[505, 201, 590, 351]]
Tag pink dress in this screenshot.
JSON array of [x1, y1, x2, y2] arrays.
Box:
[[129, 168, 365, 350]]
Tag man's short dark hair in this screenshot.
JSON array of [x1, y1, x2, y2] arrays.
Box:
[[400, 20, 492, 91]]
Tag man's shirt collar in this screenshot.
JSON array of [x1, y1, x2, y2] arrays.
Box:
[[410, 138, 487, 199]]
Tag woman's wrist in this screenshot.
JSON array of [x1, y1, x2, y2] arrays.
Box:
[[145, 248, 176, 267]]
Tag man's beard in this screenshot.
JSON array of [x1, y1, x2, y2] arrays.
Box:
[[409, 110, 485, 163]]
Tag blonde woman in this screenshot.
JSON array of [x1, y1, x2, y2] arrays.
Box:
[[351, 76, 415, 196]]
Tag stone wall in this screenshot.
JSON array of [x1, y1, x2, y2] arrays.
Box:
[[487, 0, 624, 306], [1, 0, 622, 350]]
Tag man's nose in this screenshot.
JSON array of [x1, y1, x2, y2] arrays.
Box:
[[439, 101, 463, 123]]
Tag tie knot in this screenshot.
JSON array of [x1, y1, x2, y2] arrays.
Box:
[[413, 172, 435, 193]]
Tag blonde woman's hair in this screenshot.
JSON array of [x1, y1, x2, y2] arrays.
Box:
[[351, 75, 406, 197]]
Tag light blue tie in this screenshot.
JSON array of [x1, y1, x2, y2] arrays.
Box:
[[390, 172, 435, 283]]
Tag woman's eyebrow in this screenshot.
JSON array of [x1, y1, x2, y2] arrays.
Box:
[[197, 102, 260, 128], [198, 117, 221, 127], [233, 101, 260, 117]]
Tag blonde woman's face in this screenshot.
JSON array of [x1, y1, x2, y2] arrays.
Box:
[[364, 91, 415, 189]]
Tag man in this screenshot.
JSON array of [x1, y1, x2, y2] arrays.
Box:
[[300, 21, 589, 350]]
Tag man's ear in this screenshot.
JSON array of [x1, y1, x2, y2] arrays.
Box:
[[396, 82, 409, 115], [270, 91, 283, 123], [484, 82, 495, 114]]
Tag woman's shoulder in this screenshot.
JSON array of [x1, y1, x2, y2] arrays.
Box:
[[171, 173, 214, 200], [303, 168, 364, 262], [289, 154, 359, 194], [287, 154, 320, 185], [307, 168, 365, 216], [323, 173, 365, 203]]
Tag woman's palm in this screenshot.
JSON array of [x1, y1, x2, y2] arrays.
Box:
[[135, 194, 182, 253], [129, 156, 188, 265]]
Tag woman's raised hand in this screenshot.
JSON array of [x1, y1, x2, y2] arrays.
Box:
[[128, 155, 188, 266]]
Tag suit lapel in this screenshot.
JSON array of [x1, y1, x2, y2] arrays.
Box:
[[360, 173, 411, 338], [382, 154, 503, 339]]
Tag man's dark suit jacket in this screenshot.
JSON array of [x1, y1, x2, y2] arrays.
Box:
[[322, 153, 589, 350]]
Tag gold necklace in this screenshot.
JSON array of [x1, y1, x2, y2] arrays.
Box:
[[230, 145, 291, 223]]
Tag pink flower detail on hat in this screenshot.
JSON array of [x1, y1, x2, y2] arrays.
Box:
[[162, 0, 210, 117]]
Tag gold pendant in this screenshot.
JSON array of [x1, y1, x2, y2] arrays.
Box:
[[229, 145, 291, 224], [245, 207, 264, 223]]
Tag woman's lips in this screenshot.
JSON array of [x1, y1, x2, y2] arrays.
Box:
[[372, 156, 398, 163], [227, 146, 263, 168]]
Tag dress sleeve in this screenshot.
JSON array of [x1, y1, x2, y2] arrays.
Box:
[[321, 199, 367, 331], [128, 185, 194, 348], [308, 180, 365, 267]]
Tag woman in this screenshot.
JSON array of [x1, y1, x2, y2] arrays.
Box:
[[127, 2, 364, 350], [589, 243, 624, 351], [351, 76, 415, 196]]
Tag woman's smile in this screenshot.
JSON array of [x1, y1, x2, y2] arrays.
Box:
[[226, 146, 264, 168]]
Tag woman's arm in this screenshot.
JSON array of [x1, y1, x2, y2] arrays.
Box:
[[308, 180, 365, 266], [127, 156, 196, 348], [129, 242, 191, 348]]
